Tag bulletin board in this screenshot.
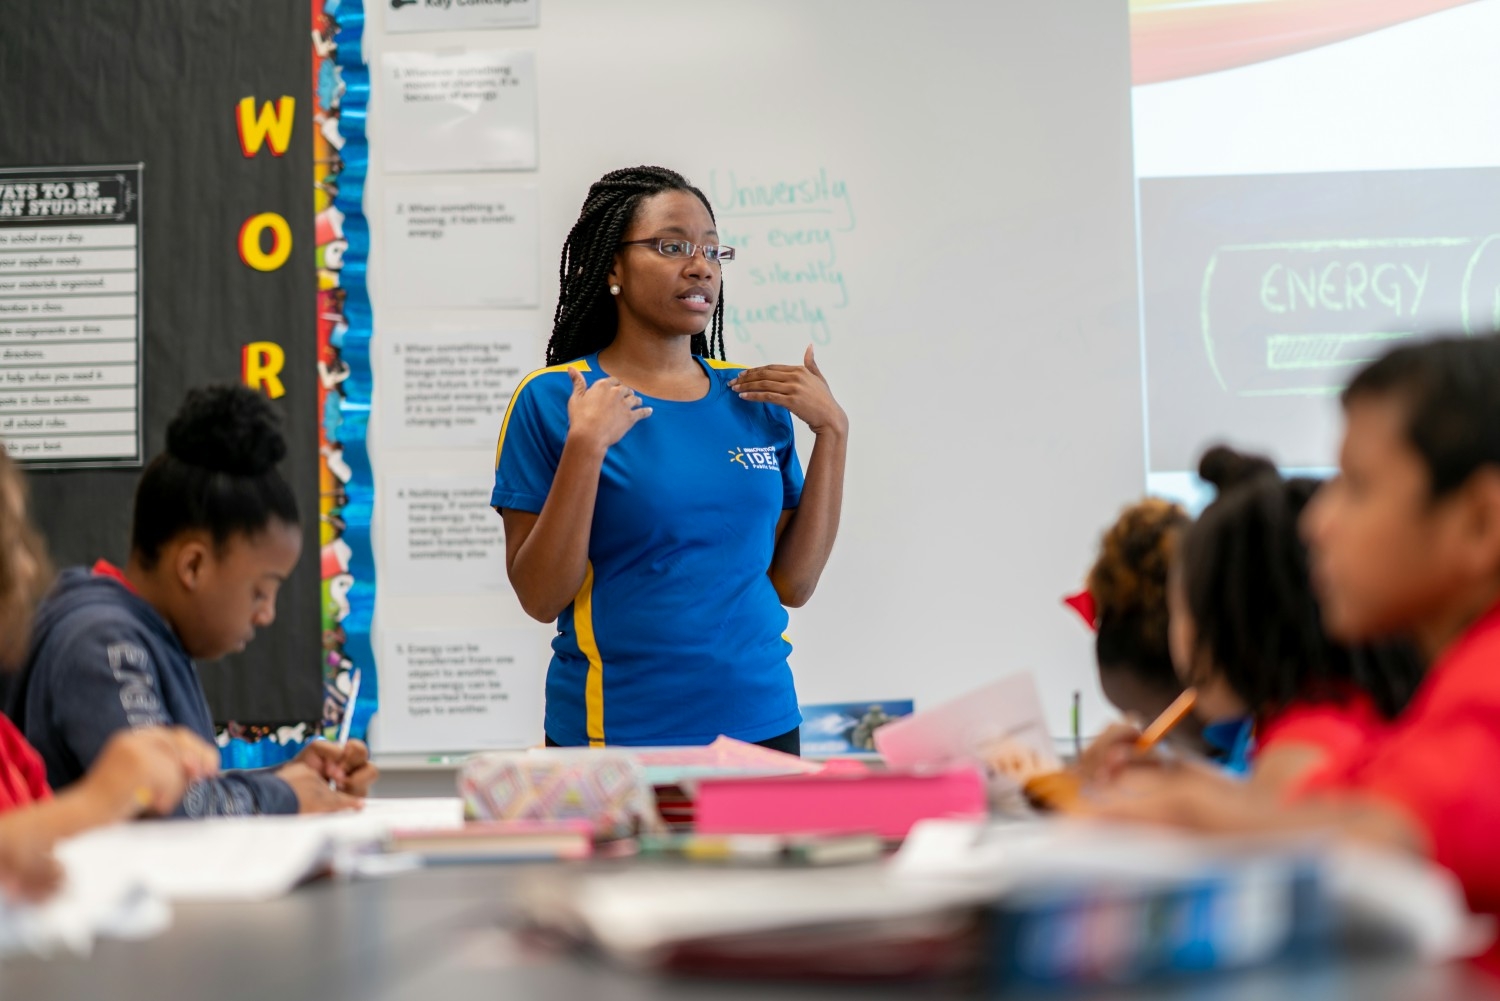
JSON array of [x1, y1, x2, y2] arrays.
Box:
[[0, 0, 322, 726]]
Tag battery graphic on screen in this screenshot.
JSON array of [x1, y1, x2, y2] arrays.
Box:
[[1199, 234, 1500, 397]]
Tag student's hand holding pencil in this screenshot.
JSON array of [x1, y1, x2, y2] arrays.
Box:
[[1077, 689, 1199, 784], [294, 738, 380, 796], [1077, 721, 1149, 783], [276, 761, 362, 814]]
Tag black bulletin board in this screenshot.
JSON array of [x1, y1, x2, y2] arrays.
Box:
[[0, 1, 320, 725]]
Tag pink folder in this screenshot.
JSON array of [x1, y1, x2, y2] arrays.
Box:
[[693, 766, 987, 840]]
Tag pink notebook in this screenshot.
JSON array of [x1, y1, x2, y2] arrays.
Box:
[[693, 766, 987, 840]]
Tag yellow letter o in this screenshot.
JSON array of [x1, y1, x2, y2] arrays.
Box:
[[238, 212, 293, 272]]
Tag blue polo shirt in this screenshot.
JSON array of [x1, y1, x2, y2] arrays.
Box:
[[492, 353, 805, 747]]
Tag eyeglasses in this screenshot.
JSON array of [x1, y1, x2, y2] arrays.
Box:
[[619, 238, 736, 262]]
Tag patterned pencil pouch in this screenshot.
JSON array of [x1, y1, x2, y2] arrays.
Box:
[[458, 749, 660, 840]]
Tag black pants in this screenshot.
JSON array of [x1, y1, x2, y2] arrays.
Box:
[[545, 726, 801, 757]]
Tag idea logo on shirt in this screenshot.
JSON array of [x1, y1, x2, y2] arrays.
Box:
[[728, 445, 780, 471]]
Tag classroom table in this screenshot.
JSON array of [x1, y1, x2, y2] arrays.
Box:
[[3, 862, 1499, 1001]]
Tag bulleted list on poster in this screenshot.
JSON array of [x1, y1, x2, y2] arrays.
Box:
[[0, 165, 143, 467]]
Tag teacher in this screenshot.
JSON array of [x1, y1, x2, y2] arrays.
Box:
[[491, 166, 847, 753]]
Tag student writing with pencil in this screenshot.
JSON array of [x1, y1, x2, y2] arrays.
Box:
[[492, 166, 847, 752], [0, 448, 217, 902], [1094, 335, 1500, 962], [1080, 447, 1423, 794], [9, 387, 377, 815]]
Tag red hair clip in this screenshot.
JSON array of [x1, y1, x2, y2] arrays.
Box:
[[1063, 589, 1098, 632]]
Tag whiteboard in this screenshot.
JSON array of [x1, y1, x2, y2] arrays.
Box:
[[362, 0, 1145, 742]]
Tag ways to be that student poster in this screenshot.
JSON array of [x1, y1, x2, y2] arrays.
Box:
[[0, 165, 143, 468]]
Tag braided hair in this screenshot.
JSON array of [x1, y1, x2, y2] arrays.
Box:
[[547, 166, 726, 366]]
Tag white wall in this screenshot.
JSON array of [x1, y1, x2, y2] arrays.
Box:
[[362, 0, 1145, 743]]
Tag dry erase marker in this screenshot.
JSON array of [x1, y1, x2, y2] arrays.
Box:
[[1135, 688, 1198, 753]]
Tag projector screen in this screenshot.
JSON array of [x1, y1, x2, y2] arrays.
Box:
[[1129, 0, 1500, 506]]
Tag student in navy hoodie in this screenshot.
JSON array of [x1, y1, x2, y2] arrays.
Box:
[[9, 386, 377, 816]]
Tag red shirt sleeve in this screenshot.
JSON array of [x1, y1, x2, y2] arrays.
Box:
[[0, 713, 51, 812], [1257, 694, 1386, 766], [1295, 607, 1500, 918], [1347, 714, 1500, 916]]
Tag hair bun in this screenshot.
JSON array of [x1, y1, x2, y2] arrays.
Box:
[[165, 385, 287, 476], [1198, 445, 1278, 494]]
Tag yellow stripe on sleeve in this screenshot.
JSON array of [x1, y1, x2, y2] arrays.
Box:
[[574, 561, 606, 747], [703, 358, 748, 371], [492, 360, 592, 470]]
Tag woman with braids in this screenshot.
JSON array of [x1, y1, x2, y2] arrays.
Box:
[[492, 166, 847, 752]]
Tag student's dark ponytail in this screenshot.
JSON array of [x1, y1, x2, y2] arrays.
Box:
[[1180, 445, 1421, 720], [131, 386, 300, 568]]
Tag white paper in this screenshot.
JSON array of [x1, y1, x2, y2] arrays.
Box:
[[383, 182, 538, 308], [380, 325, 534, 449], [382, 471, 507, 595], [41, 815, 388, 906], [358, 796, 467, 831], [377, 628, 545, 753], [386, 0, 539, 34], [873, 672, 1058, 773], [555, 867, 980, 961], [380, 49, 537, 173], [0, 841, 168, 958]]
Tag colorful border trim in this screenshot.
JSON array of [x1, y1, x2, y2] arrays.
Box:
[[330, 0, 378, 742]]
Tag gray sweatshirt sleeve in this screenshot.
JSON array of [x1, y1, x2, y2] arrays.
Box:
[[43, 626, 298, 817], [177, 767, 299, 817]]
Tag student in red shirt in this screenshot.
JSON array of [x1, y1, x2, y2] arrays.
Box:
[[1296, 334, 1500, 916], [1096, 334, 1500, 939], [0, 448, 217, 903], [1084, 447, 1422, 795]]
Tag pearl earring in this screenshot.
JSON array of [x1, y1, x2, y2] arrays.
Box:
[[609, 284, 621, 296]]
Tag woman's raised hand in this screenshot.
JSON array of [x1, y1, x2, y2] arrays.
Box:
[[566, 370, 652, 451], [730, 346, 847, 437]]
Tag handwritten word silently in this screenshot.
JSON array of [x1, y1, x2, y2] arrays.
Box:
[[747, 260, 847, 306]]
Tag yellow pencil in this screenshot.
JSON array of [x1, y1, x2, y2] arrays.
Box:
[[1134, 689, 1198, 753]]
